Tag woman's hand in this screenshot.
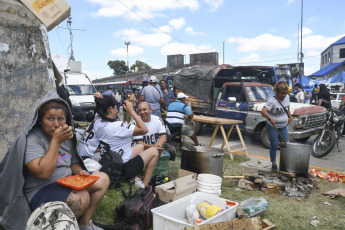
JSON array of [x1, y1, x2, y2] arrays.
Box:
[[288, 116, 294, 124], [123, 100, 134, 112], [77, 169, 90, 176], [52, 124, 73, 144], [154, 144, 164, 155], [94, 92, 103, 99]]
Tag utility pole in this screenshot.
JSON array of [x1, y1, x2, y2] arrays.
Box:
[[125, 41, 131, 69], [223, 41, 225, 65], [299, 0, 304, 78]]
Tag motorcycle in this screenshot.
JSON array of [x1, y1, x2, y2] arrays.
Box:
[[312, 107, 345, 158]]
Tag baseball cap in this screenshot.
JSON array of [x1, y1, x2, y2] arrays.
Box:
[[177, 92, 188, 99], [109, 85, 114, 89], [149, 76, 158, 82], [124, 90, 128, 93]]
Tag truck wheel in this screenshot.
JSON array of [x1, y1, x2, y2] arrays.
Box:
[[190, 121, 202, 134], [260, 126, 270, 149]]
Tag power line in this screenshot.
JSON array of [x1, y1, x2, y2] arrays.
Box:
[[117, 0, 212, 53]]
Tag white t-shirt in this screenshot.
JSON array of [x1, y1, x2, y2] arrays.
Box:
[[78, 117, 135, 163], [264, 94, 290, 128], [296, 91, 305, 103], [133, 115, 166, 145]]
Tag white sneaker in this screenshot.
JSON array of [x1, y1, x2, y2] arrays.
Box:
[[79, 220, 104, 230], [133, 176, 145, 188]]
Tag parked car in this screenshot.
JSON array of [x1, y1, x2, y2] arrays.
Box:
[[330, 93, 345, 109]]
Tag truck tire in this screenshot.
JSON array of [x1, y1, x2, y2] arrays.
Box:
[[260, 126, 284, 149], [190, 121, 202, 134], [260, 126, 270, 149]]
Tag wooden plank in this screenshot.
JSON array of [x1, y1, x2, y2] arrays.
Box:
[[261, 187, 284, 195], [220, 125, 233, 160], [192, 115, 243, 125], [224, 176, 245, 179], [262, 219, 276, 230], [262, 183, 285, 190], [183, 217, 262, 230]]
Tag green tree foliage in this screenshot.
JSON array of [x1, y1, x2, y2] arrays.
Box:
[[107, 60, 129, 75], [130, 60, 151, 72]]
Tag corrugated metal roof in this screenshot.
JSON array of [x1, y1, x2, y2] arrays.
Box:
[[309, 60, 345, 77], [332, 36, 345, 46]]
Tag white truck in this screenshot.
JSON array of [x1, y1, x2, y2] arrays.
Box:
[[61, 61, 96, 121]]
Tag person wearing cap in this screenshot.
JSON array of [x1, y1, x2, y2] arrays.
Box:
[[139, 76, 167, 117], [165, 92, 200, 146], [102, 85, 115, 98]]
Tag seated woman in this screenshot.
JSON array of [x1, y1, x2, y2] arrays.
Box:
[[24, 91, 109, 230], [78, 93, 160, 186]]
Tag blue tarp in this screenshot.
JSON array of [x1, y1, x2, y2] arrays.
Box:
[[298, 72, 345, 92]]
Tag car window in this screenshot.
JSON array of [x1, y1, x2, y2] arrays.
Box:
[[330, 94, 337, 100], [340, 94, 345, 100]]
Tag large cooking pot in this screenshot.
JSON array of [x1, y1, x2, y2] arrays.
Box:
[[181, 146, 224, 177], [279, 142, 311, 174]]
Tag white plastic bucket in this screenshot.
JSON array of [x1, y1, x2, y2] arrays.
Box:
[[197, 174, 222, 197]]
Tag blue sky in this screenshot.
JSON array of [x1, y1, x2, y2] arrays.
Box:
[[48, 0, 345, 81]]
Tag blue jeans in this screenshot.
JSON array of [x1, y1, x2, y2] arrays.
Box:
[[266, 121, 289, 163]]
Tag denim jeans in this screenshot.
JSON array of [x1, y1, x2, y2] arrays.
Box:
[[266, 121, 289, 163]]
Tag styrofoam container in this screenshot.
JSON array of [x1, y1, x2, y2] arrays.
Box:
[[151, 192, 238, 230]]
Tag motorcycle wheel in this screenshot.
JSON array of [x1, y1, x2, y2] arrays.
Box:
[[312, 131, 336, 158]]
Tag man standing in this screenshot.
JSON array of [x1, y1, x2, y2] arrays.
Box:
[[133, 102, 167, 153], [115, 90, 122, 112], [159, 80, 174, 109], [102, 85, 115, 98], [166, 93, 200, 146], [310, 84, 319, 104], [139, 76, 167, 117]]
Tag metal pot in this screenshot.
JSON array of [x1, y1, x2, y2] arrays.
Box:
[[181, 146, 224, 177], [279, 142, 311, 174]]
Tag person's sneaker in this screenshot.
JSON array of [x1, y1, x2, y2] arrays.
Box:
[[132, 176, 145, 188], [164, 143, 177, 161], [79, 220, 104, 230], [271, 164, 278, 172]]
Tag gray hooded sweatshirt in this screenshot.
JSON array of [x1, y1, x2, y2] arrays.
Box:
[[0, 90, 81, 229]]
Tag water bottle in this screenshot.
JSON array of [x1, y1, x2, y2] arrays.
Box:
[[187, 101, 192, 112], [152, 150, 170, 178]]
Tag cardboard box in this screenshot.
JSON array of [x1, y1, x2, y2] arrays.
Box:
[[20, 0, 71, 31], [156, 173, 197, 203], [178, 168, 197, 179]]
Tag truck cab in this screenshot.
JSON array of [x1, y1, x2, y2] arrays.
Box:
[[61, 61, 96, 121]]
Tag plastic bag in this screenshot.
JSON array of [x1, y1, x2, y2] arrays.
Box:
[[240, 197, 269, 215], [185, 194, 200, 224], [197, 201, 224, 219]]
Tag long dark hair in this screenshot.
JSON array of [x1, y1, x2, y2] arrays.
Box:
[[87, 95, 117, 132], [319, 84, 328, 93]]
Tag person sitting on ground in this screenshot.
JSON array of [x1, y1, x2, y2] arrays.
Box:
[[294, 83, 305, 103], [133, 102, 167, 152], [0, 90, 109, 230], [77, 93, 160, 186], [165, 92, 200, 146]]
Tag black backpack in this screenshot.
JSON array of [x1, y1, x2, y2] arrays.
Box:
[[115, 185, 160, 230]]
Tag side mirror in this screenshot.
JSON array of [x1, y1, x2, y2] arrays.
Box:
[[228, 97, 236, 102]]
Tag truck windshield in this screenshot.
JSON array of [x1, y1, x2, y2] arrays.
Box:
[[67, 85, 96, 95], [245, 86, 273, 102]]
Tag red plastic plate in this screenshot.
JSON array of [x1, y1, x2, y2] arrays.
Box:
[[57, 175, 100, 190]]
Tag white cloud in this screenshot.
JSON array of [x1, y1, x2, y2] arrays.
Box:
[[303, 34, 345, 50], [235, 53, 261, 64], [204, 0, 224, 11], [110, 45, 144, 56], [185, 26, 204, 35], [140, 57, 147, 62], [88, 0, 199, 20], [160, 42, 214, 56], [305, 50, 320, 58], [304, 66, 316, 76], [228, 34, 291, 52], [169, 17, 185, 30], [114, 29, 172, 46], [286, 0, 296, 5], [158, 25, 173, 33], [293, 27, 313, 37]]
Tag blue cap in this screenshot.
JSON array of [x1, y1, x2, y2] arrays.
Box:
[[124, 90, 128, 93], [109, 85, 114, 89]]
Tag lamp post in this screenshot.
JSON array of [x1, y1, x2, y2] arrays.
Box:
[[125, 41, 131, 69]]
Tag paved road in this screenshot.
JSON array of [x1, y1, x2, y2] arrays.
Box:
[[195, 125, 345, 173]]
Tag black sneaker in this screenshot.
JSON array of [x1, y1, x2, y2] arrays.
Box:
[[272, 164, 278, 172]]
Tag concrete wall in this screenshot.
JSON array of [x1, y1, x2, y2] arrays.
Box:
[[0, 0, 55, 160], [332, 43, 345, 64]]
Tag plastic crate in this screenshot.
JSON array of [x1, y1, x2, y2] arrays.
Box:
[[151, 192, 238, 230]]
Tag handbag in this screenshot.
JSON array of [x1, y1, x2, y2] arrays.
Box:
[[98, 140, 124, 189], [115, 185, 160, 230]]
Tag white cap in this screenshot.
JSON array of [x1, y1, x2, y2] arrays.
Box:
[[177, 92, 188, 99], [149, 76, 158, 82]]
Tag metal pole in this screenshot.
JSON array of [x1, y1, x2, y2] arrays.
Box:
[[300, 0, 304, 77], [125, 41, 131, 69]]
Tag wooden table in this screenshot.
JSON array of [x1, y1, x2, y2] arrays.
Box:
[[192, 115, 248, 160]]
